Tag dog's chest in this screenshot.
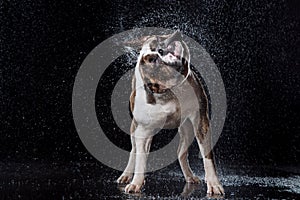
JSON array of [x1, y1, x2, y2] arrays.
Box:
[[133, 89, 177, 128]]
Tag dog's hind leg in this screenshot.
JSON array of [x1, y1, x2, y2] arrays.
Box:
[[178, 119, 200, 183], [117, 120, 137, 184]]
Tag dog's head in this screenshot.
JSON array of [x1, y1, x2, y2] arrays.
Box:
[[136, 31, 190, 93]]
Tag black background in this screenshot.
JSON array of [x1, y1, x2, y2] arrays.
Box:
[[1, 0, 299, 167]]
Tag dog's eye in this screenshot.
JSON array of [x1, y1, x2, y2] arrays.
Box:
[[158, 49, 163, 55]]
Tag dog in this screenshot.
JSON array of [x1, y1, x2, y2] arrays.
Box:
[[117, 31, 224, 195]]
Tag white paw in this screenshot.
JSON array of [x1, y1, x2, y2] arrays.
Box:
[[206, 178, 224, 195], [124, 182, 143, 193], [117, 174, 132, 184]]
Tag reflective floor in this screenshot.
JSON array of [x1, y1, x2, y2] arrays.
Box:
[[1, 161, 299, 199]]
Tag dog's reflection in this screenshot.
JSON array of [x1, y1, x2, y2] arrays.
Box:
[[181, 183, 225, 199], [117, 183, 143, 198], [118, 182, 225, 199], [181, 182, 201, 198]]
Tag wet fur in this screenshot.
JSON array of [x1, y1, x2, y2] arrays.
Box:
[[117, 32, 224, 195]]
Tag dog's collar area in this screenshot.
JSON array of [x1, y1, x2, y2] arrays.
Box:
[[141, 67, 191, 95], [144, 83, 169, 94]]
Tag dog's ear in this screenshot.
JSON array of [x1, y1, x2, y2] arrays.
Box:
[[123, 31, 183, 51], [124, 36, 151, 51], [164, 30, 183, 46]]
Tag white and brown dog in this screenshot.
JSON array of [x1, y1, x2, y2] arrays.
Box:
[[117, 31, 224, 195]]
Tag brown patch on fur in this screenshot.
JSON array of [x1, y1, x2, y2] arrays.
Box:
[[144, 84, 156, 104], [181, 58, 189, 76], [187, 72, 210, 138], [130, 119, 137, 135], [149, 38, 158, 51], [205, 151, 213, 159], [130, 90, 136, 112], [130, 75, 136, 112], [129, 75, 137, 135]]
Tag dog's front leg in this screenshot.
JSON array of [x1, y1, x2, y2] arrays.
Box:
[[199, 138, 224, 195], [117, 136, 136, 184], [191, 113, 224, 195], [117, 120, 138, 183], [125, 125, 153, 193]]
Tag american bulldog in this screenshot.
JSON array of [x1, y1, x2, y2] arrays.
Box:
[[117, 31, 224, 195]]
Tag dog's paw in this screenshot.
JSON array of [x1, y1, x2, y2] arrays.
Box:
[[185, 175, 200, 184], [206, 179, 224, 195], [117, 174, 132, 184], [124, 183, 143, 193]]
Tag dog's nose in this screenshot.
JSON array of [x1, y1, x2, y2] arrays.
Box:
[[147, 82, 160, 93], [144, 54, 158, 63]]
